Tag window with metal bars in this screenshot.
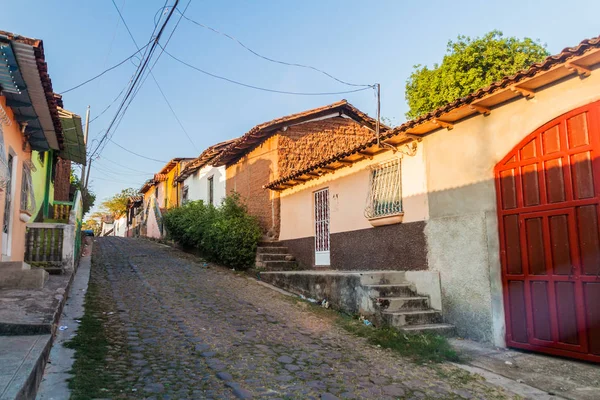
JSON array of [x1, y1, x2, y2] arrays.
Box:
[[364, 158, 402, 219]]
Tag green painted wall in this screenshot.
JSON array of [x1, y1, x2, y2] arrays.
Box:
[[31, 150, 54, 221]]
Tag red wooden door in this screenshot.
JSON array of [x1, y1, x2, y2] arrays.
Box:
[[496, 100, 600, 362]]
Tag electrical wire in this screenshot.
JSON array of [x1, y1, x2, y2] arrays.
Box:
[[106, 0, 199, 152], [107, 138, 169, 163], [160, 45, 373, 96], [58, 41, 153, 94], [177, 11, 372, 88], [93, 161, 153, 176], [88, 0, 180, 161], [96, 155, 156, 174]]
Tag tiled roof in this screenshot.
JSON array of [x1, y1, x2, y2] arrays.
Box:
[[266, 35, 600, 190], [156, 157, 195, 175], [175, 139, 237, 183], [214, 100, 385, 166]]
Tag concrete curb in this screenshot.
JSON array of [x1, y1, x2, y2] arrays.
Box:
[[451, 363, 566, 399]]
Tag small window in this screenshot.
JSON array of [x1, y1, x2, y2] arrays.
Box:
[[182, 185, 189, 204], [208, 176, 214, 205], [364, 159, 402, 219]]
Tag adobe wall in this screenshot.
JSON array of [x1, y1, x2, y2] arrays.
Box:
[[226, 136, 280, 237]]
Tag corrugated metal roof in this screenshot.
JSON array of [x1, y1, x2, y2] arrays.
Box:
[[11, 41, 59, 150], [58, 108, 86, 164]]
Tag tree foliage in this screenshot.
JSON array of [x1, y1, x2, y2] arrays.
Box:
[[70, 168, 96, 216], [100, 187, 139, 218], [82, 219, 101, 236], [405, 31, 549, 119], [163, 193, 262, 269]]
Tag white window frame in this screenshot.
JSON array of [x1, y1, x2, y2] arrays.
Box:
[[364, 158, 403, 220]]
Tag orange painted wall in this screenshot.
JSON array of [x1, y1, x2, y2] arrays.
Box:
[[0, 95, 32, 261]]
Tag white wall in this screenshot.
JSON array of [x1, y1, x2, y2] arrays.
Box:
[[279, 145, 429, 241], [113, 216, 128, 237], [424, 70, 600, 345], [183, 164, 226, 206]]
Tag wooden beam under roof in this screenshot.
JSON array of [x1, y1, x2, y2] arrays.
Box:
[[433, 118, 454, 130], [510, 85, 535, 99], [565, 62, 592, 77], [336, 159, 353, 166], [469, 104, 491, 115]]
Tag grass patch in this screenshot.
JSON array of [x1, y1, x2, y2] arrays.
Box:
[[288, 298, 460, 364], [63, 280, 123, 399], [337, 314, 460, 364]]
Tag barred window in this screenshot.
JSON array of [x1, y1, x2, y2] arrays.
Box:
[[364, 159, 402, 219]]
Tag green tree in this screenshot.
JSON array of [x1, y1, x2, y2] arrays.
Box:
[[100, 188, 139, 218], [70, 168, 96, 216], [405, 30, 548, 119], [82, 219, 101, 236]]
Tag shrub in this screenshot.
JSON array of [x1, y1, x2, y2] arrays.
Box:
[[163, 194, 261, 269]]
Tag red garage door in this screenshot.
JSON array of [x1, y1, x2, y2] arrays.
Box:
[[495, 100, 600, 362]]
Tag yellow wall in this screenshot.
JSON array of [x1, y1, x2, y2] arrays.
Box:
[[0, 95, 32, 261]]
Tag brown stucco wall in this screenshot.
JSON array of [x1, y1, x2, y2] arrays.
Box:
[[281, 220, 427, 271], [226, 136, 280, 237]]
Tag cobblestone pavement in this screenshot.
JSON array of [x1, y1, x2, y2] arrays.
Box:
[[84, 237, 513, 399]]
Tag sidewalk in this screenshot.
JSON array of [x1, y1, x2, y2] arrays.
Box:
[[0, 237, 92, 400], [451, 338, 600, 400], [36, 243, 92, 399]]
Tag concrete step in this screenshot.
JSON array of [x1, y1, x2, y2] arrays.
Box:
[[257, 246, 289, 254], [359, 271, 407, 285], [258, 241, 284, 247], [0, 261, 31, 271], [376, 296, 429, 312], [263, 260, 298, 271], [0, 269, 49, 290], [400, 323, 456, 337], [364, 284, 416, 298], [382, 310, 443, 327], [256, 253, 294, 262]]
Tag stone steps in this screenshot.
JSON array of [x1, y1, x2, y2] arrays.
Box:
[[364, 283, 417, 298], [381, 309, 443, 327], [376, 296, 430, 312], [362, 272, 454, 336], [400, 323, 457, 337], [0, 262, 49, 290], [255, 242, 298, 271], [256, 247, 289, 255]]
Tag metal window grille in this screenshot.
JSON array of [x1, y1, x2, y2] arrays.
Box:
[[314, 188, 330, 252], [208, 176, 214, 205], [364, 158, 402, 219]]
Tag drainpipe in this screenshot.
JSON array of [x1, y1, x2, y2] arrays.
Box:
[[43, 150, 53, 219]]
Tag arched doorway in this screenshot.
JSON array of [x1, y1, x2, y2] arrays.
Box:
[[495, 100, 600, 362]]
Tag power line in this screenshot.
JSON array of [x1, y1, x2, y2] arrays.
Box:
[[89, 0, 180, 161], [97, 155, 156, 174], [93, 161, 153, 176], [160, 45, 373, 96], [107, 138, 168, 163], [177, 11, 372, 88], [58, 41, 153, 94], [109, 0, 199, 152]]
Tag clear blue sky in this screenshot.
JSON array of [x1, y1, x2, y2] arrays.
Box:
[[3, 0, 599, 213]]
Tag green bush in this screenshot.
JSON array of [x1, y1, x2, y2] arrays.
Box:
[[163, 194, 261, 269]]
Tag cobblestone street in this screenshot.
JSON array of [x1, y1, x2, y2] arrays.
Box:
[[75, 237, 513, 399]]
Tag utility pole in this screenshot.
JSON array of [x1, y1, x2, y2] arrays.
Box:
[[375, 83, 381, 146], [81, 106, 90, 190]]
